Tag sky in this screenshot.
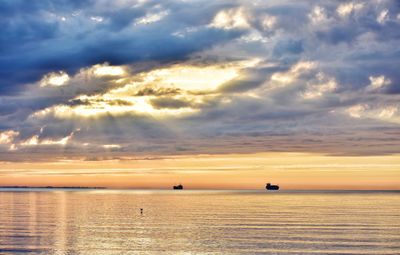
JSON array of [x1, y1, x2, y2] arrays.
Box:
[[0, 0, 400, 189]]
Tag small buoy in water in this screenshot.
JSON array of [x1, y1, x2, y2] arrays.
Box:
[[140, 208, 143, 214]]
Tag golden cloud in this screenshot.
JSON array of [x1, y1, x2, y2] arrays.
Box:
[[31, 60, 258, 119], [40, 71, 70, 87]]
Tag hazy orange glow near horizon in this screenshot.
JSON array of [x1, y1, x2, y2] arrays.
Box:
[[1, 153, 399, 190]]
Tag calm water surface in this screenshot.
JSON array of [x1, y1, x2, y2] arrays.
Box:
[[0, 189, 399, 254]]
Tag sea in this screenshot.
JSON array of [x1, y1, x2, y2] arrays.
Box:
[[0, 189, 399, 254]]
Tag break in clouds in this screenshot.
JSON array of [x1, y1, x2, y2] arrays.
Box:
[[1, 0, 400, 161]]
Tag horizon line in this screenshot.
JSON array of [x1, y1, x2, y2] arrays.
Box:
[[0, 186, 399, 192]]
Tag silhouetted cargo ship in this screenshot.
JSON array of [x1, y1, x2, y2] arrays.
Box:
[[173, 184, 183, 190], [266, 183, 279, 190]]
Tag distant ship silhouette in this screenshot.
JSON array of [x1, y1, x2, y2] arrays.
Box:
[[173, 184, 183, 190], [266, 183, 279, 190]]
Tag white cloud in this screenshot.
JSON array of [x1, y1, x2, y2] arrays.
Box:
[[337, 2, 364, 17], [0, 130, 19, 145], [21, 135, 39, 146], [0, 130, 19, 151], [366, 75, 391, 92], [377, 9, 389, 24], [90, 16, 104, 23], [346, 104, 400, 123], [172, 27, 200, 38], [270, 61, 316, 87], [40, 71, 70, 87], [134, 10, 169, 25], [378, 106, 398, 119], [20, 132, 75, 147], [91, 63, 126, 77], [261, 15, 277, 30], [302, 73, 337, 99], [210, 7, 250, 30], [102, 144, 121, 149], [346, 104, 368, 118], [239, 31, 267, 43], [309, 6, 329, 25]]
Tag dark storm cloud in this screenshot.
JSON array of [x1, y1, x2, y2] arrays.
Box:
[[150, 97, 194, 109], [134, 86, 181, 97], [0, 0, 243, 94]]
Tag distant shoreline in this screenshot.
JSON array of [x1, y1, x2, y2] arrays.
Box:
[[0, 186, 106, 189]]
